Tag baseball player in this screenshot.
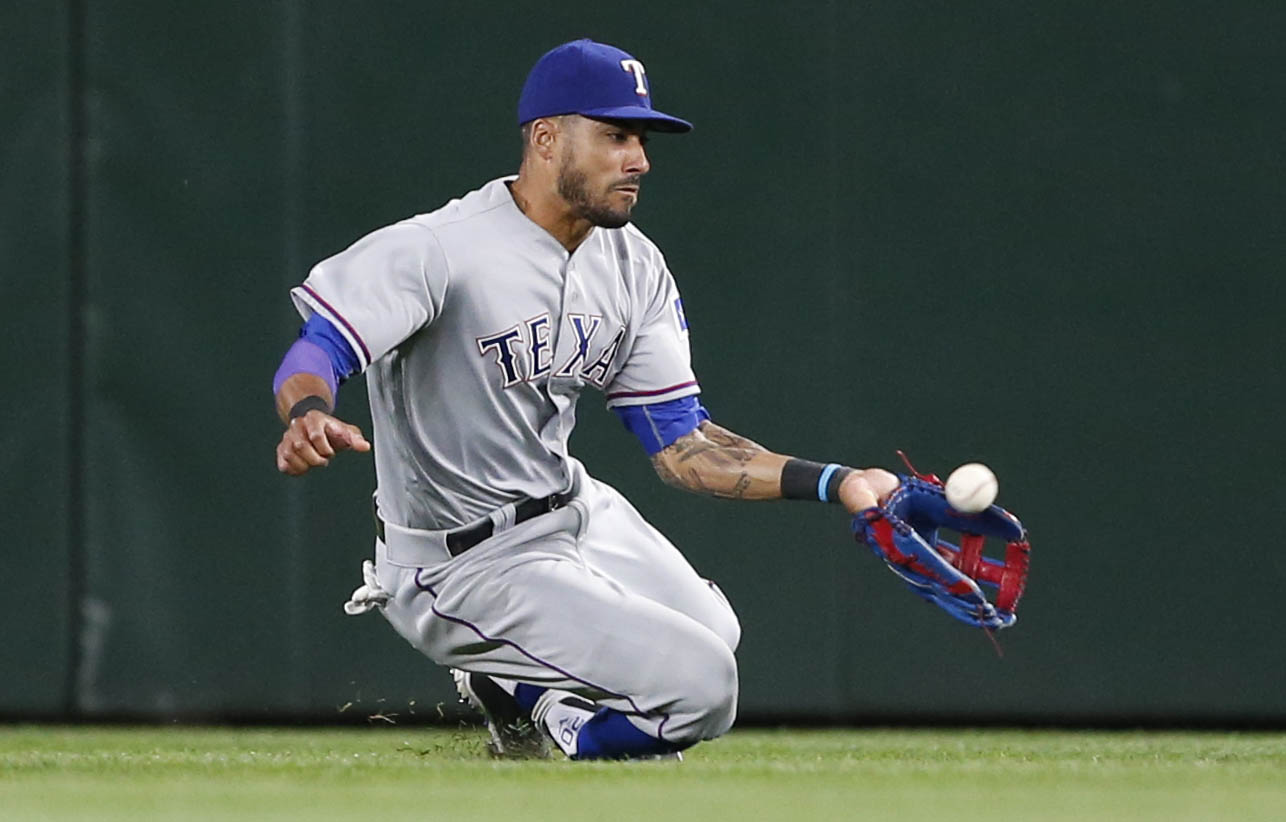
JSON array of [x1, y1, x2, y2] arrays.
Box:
[[272, 39, 898, 760]]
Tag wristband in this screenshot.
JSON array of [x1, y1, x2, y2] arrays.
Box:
[[780, 459, 855, 503], [288, 395, 331, 419]]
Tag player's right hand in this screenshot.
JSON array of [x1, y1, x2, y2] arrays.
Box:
[[276, 410, 372, 475]]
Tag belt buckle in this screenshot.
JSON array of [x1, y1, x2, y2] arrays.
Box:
[[547, 493, 566, 513]]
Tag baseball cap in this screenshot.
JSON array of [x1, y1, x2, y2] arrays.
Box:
[[517, 39, 693, 133]]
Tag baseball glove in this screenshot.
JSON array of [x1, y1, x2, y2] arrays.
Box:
[[853, 471, 1030, 629]]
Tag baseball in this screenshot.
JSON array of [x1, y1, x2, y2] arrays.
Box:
[[944, 463, 998, 513]]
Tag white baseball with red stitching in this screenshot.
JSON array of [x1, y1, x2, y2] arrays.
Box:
[[944, 463, 998, 513]]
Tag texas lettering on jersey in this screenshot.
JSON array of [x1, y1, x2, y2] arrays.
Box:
[[476, 313, 626, 389]]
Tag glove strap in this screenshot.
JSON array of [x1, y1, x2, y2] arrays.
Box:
[[895, 449, 942, 485]]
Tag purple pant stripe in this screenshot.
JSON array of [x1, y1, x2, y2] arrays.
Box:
[[414, 572, 671, 742]]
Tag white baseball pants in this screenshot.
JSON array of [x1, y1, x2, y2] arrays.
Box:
[[371, 461, 741, 745]]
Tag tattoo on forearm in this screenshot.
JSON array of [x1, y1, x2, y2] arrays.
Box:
[[652, 453, 683, 488], [672, 439, 722, 462], [698, 420, 766, 451], [652, 424, 781, 500], [676, 441, 758, 470]]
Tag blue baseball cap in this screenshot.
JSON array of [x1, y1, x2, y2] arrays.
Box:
[[517, 39, 693, 134]]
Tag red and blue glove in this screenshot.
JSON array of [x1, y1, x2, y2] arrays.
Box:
[[854, 475, 1030, 629]]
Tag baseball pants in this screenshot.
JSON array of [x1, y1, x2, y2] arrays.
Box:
[[372, 461, 741, 746]]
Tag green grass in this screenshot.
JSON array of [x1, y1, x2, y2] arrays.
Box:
[[1, 726, 1283, 821]]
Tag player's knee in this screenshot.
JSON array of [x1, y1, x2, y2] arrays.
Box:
[[704, 580, 742, 652], [678, 642, 739, 742], [712, 609, 741, 654]]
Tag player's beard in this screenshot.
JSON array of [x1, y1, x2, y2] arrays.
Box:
[[556, 148, 636, 229]]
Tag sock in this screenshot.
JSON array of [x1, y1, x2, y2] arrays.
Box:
[[513, 682, 545, 714], [573, 710, 685, 760]]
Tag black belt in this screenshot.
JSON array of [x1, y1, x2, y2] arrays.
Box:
[[373, 492, 574, 558]]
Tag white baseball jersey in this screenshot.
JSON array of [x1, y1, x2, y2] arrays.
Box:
[[290, 176, 700, 530]]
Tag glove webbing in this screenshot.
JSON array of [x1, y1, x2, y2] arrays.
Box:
[[936, 534, 1030, 614]]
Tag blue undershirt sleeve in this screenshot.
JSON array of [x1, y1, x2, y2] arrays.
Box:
[[613, 395, 711, 456], [300, 312, 361, 383]]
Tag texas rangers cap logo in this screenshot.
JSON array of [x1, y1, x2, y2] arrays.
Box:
[[620, 59, 648, 96]]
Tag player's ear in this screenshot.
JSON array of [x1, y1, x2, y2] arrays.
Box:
[[528, 118, 559, 162]]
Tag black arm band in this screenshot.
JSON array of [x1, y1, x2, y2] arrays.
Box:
[[288, 395, 331, 420], [780, 459, 856, 503]]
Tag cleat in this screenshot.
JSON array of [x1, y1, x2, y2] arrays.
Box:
[[531, 688, 597, 758], [452, 668, 551, 759], [530, 690, 682, 761]]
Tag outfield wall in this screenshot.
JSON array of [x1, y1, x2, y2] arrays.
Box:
[[4, 1, 1284, 722]]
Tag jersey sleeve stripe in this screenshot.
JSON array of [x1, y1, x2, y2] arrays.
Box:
[[606, 380, 699, 401], [296, 284, 373, 368]]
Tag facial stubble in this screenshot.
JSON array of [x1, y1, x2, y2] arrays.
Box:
[[556, 143, 636, 229]]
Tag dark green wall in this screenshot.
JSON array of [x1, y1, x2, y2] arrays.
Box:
[[2, 1, 73, 714], [5, 1, 1284, 721]]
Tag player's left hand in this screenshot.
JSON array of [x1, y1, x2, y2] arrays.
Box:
[[835, 468, 899, 514], [853, 475, 1031, 629]]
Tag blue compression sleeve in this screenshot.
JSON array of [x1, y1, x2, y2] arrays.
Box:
[[273, 339, 337, 398], [271, 313, 362, 398], [300, 313, 360, 381], [613, 395, 710, 455]]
